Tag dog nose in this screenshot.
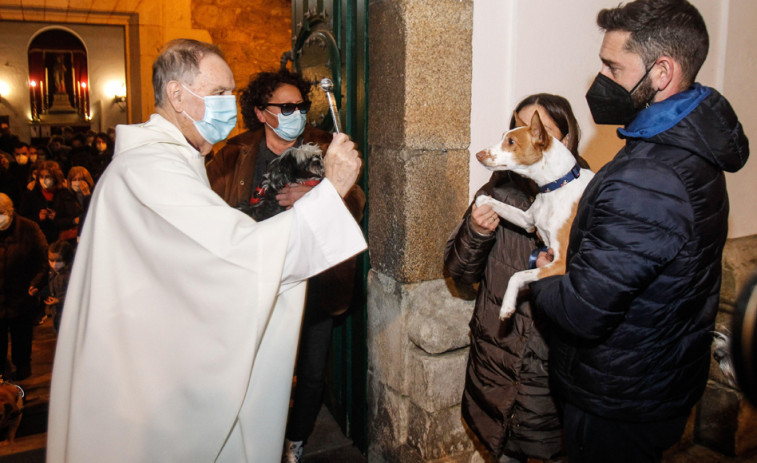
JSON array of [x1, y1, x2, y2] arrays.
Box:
[[476, 150, 489, 162]]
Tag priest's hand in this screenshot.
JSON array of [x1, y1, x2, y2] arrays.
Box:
[[324, 133, 361, 198]]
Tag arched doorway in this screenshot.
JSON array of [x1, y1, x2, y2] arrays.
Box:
[[28, 28, 90, 121]]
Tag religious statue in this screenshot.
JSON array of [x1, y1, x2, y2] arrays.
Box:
[[53, 54, 67, 94]]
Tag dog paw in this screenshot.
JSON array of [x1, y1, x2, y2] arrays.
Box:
[[499, 304, 516, 320], [475, 195, 492, 208]]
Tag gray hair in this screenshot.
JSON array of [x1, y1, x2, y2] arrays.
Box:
[[152, 39, 224, 107], [0, 193, 13, 212]]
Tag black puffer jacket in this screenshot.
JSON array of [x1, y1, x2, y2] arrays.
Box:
[[444, 172, 562, 460], [532, 85, 749, 422]]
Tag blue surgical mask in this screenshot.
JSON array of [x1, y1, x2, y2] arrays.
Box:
[[182, 84, 237, 144], [265, 109, 307, 141]]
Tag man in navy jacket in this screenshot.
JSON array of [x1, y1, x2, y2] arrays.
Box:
[[531, 1, 750, 462]]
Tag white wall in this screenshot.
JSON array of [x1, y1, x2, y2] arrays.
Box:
[[0, 21, 128, 140], [471, 0, 757, 238]]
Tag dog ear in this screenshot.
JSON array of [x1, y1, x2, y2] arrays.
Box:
[[513, 111, 526, 128], [529, 110, 551, 149]]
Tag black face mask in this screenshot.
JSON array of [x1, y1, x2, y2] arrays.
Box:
[[585, 64, 655, 125]]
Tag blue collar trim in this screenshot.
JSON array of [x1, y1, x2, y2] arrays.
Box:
[[539, 164, 581, 193], [618, 84, 711, 139]]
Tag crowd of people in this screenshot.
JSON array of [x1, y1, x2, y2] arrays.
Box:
[[0, 122, 114, 380]]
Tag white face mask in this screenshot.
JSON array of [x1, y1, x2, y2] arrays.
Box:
[[29, 154, 38, 163], [71, 180, 81, 192], [41, 178, 54, 189], [51, 261, 65, 271], [0, 213, 10, 231], [15, 155, 28, 165]]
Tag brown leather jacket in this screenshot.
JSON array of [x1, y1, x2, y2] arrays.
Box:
[[444, 171, 561, 460], [205, 126, 366, 316]]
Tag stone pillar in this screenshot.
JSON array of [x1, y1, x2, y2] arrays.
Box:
[[366, 1, 475, 461]]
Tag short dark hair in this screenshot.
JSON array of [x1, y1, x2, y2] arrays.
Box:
[[152, 39, 225, 107], [13, 141, 29, 152], [510, 93, 582, 160], [597, 0, 708, 88], [239, 69, 313, 131], [49, 240, 74, 263]]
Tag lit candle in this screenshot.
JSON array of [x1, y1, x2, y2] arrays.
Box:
[[81, 82, 88, 118], [30, 80, 37, 119]]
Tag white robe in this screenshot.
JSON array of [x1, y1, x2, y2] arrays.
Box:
[[47, 115, 367, 462]]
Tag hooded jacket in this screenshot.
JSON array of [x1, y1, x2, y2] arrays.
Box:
[[532, 85, 749, 421]]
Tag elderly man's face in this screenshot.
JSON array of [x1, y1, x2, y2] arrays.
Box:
[[179, 53, 235, 155]]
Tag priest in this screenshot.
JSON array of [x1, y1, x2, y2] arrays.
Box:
[[47, 38, 367, 462]]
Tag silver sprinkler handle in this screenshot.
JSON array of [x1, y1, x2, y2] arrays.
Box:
[[319, 78, 342, 134]]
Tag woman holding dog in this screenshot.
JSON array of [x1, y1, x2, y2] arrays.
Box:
[[205, 69, 365, 463], [444, 94, 588, 463]]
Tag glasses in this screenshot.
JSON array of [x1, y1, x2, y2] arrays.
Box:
[[265, 101, 311, 116]]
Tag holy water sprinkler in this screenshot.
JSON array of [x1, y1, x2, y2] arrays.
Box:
[[319, 78, 342, 133]]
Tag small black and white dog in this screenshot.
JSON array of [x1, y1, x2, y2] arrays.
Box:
[[242, 143, 324, 222]]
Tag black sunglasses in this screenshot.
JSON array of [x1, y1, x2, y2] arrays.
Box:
[[265, 102, 311, 116]]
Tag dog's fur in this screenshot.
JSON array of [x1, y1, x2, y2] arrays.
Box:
[[243, 143, 324, 221], [475, 110, 594, 319], [0, 381, 23, 445]]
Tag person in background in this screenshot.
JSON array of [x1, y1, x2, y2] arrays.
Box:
[[87, 132, 114, 183], [28, 145, 40, 165], [69, 133, 94, 172], [445, 93, 587, 463], [85, 130, 97, 149], [30, 240, 74, 332], [18, 160, 81, 245], [0, 122, 19, 155], [0, 193, 48, 380], [4, 142, 34, 205], [66, 166, 94, 238], [106, 127, 116, 144], [530, 1, 749, 461], [47, 135, 71, 174]]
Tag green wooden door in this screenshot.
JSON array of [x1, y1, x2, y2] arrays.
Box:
[[289, 0, 369, 451]]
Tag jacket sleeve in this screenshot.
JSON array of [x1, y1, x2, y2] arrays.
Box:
[[531, 158, 693, 340], [53, 189, 83, 231], [443, 202, 497, 285], [29, 221, 50, 289]]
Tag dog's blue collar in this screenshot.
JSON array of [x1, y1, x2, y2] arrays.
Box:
[[539, 164, 581, 193]]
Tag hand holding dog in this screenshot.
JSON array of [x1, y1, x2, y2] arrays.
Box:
[[276, 184, 314, 209], [536, 248, 555, 268], [470, 202, 500, 235], [324, 133, 361, 198]]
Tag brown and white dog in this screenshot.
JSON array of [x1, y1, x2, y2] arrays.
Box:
[[475, 110, 594, 319]]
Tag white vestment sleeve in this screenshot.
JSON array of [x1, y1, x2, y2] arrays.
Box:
[[280, 178, 367, 288]]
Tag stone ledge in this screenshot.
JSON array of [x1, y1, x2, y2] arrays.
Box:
[[406, 279, 473, 354]]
